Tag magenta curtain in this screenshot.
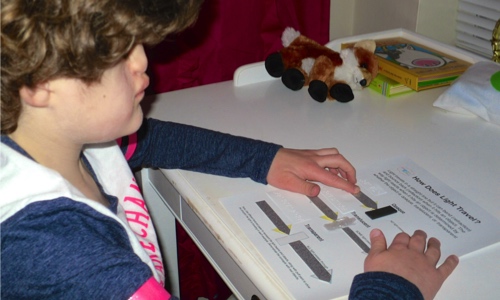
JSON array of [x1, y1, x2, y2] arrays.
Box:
[[145, 0, 330, 94], [147, 1, 330, 299]]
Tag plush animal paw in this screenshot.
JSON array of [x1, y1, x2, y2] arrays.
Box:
[[282, 68, 305, 91], [330, 83, 354, 103], [265, 52, 285, 78], [308, 80, 328, 103], [266, 52, 306, 90]]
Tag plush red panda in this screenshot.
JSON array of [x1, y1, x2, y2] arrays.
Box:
[[265, 27, 378, 103]]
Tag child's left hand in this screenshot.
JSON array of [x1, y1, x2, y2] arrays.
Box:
[[266, 148, 359, 197]]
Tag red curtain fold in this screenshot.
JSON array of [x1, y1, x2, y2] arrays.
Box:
[[145, 0, 330, 94]]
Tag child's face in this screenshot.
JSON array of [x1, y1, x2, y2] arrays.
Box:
[[48, 44, 149, 144]]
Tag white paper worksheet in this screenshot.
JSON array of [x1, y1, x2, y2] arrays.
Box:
[[221, 156, 500, 300]]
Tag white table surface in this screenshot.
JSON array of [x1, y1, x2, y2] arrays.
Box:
[[143, 77, 500, 299]]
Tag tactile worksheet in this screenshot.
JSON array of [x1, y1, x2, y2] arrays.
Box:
[[221, 156, 500, 299]]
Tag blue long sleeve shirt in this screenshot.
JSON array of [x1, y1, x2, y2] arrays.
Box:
[[1, 118, 422, 299]]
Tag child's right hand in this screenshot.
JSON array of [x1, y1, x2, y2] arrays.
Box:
[[364, 229, 459, 300], [266, 147, 359, 197]]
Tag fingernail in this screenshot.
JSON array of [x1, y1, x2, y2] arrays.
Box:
[[354, 185, 360, 194], [371, 228, 382, 237]]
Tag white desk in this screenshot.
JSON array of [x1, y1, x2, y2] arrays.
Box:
[[141, 28, 498, 300], [141, 73, 500, 299]]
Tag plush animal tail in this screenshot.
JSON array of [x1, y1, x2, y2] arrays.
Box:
[[281, 27, 301, 47]]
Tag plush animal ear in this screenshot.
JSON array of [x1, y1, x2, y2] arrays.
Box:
[[340, 48, 351, 60], [354, 40, 376, 53]]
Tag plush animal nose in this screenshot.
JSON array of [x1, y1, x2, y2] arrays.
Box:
[[360, 79, 367, 86]]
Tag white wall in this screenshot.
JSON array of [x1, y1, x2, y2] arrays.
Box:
[[416, 0, 460, 45], [330, 0, 460, 45], [329, 0, 355, 40]]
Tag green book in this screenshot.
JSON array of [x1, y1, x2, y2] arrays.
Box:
[[368, 73, 414, 97]]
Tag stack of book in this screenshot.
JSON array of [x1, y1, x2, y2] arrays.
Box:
[[343, 37, 472, 94]]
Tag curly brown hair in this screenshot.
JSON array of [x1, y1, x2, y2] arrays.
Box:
[[1, 0, 203, 134]]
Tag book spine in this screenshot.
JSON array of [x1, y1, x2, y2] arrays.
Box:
[[377, 59, 419, 90], [368, 77, 388, 96], [368, 78, 412, 97]]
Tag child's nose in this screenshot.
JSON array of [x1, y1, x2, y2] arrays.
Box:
[[128, 44, 148, 74]]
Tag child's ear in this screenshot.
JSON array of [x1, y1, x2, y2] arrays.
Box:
[[19, 83, 50, 107]]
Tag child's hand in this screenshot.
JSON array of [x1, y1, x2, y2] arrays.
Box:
[[365, 229, 459, 300], [266, 148, 359, 196]]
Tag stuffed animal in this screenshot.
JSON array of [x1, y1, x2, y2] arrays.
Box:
[[265, 27, 378, 103]]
